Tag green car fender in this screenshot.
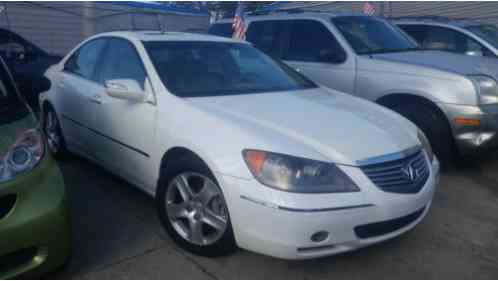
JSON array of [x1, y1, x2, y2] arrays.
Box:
[[0, 116, 71, 279]]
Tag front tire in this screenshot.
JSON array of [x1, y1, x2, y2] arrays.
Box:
[[43, 106, 68, 159], [156, 155, 237, 257], [391, 102, 454, 167]]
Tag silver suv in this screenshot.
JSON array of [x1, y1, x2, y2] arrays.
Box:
[[393, 16, 498, 58], [209, 12, 498, 164]]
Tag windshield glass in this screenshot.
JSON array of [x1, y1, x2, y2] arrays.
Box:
[[466, 24, 498, 49], [332, 16, 419, 54], [143, 41, 316, 97], [0, 57, 31, 125]]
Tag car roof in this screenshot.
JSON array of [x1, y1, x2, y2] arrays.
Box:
[[391, 17, 484, 28], [92, 31, 246, 44], [213, 11, 369, 24]]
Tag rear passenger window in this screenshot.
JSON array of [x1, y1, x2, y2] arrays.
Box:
[[64, 39, 107, 80], [208, 23, 233, 38], [284, 20, 346, 64], [246, 21, 286, 58], [97, 38, 147, 90]]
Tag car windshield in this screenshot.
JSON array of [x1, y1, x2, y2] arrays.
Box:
[[466, 24, 498, 49], [332, 16, 419, 55], [143, 41, 316, 97], [0, 57, 31, 125]]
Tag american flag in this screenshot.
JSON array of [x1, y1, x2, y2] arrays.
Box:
[[363, 2, 376, 16], [232, 2, 247, 40]]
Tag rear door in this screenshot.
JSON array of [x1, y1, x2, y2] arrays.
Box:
[[57, 38, 107, 156], [93, 37, 156, 190]]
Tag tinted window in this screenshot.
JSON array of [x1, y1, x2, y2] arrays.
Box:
[[0, 58, 29, 124], [332, 16, 418, 54], [64, 39, 107, 80], [397, 24, 428, 43], [144, 41, 316, 97], [208, 23, 233, 38], [412, 25, 489, 56], [246, 21, 286, 58], [466, 24, 498, 53], [284, 20, 346, 63], [98, 38, 147, 89]]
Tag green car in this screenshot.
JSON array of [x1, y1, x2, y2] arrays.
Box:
[[0, 57, 70, 278]]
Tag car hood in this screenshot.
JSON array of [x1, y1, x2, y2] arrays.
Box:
[[187, 88, 419, 166], [369, 50, 498, 78]]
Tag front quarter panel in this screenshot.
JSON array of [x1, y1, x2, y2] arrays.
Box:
[[356, 56, 479, 105]]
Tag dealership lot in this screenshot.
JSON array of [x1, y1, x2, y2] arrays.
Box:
[[46, 154, 498, 279]]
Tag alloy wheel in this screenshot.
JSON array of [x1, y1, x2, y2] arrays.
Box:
[[166, 172, 228, 246]]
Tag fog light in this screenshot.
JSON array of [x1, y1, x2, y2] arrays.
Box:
[[310, 231, 329, 242]]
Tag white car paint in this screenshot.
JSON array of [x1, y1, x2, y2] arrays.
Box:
[[40, 31, 439, 259]]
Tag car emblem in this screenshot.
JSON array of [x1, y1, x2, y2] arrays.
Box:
[[401, 160, 420, 182]]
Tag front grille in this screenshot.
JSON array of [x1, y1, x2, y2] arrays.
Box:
[[354, 206, 426, 239], [0, 194, 17, 220], [360, 150, 429, 194]]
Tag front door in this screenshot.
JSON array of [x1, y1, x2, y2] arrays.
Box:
[[282, 19, 356, 94], [93, 37, 156, 191]]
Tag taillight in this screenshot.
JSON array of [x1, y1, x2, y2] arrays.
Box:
[[0, 129, 45, 183]]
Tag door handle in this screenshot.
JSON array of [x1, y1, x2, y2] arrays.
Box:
[[294, 67, 301, 72], [89, 95, 102, 104]]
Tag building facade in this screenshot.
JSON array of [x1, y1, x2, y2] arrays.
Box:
[[0, 1, 209, 56]]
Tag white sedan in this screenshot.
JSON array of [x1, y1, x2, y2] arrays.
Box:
[[40, 31, 439, 259]]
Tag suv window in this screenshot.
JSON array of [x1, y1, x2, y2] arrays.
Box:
[[284, 20, 346, 63], [64, 38, 107, 80], [208, 23, 233, 38], [400, 24, 491, 56], [98, 38, 147, 90], [246, 21, 287, 58]]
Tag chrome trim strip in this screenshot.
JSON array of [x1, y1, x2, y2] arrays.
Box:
[[356, 145, 422, 166], [277, 204, 375, 213], [240, 195, 374, 213]]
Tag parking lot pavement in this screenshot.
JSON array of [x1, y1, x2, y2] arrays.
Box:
[[47, 154, 498, 279]]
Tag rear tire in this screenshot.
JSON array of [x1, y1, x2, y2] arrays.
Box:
[[156, 154, 237, 257], [43, 106, 68, 159], [390, 102, 454, 168]]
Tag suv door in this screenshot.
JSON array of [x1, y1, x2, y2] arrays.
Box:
[[58, 38, 107, 156], [93, 37, 155, 190], [399, 24, 494, 57], [281, 19, 354, 93]]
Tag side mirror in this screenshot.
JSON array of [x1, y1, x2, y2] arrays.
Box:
[[466, 50, 483, 57], [105, 79, 146, 102]]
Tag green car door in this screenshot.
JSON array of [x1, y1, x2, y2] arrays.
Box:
[[0, 57, 70, 279]]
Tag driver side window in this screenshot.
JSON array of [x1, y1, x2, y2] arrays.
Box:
[[97, 38, 147, 90], [64, 38, 107, 81]]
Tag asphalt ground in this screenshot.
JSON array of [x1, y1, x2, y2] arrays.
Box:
[[46, 153, 498, 279]]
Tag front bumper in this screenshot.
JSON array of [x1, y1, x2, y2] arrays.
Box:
[[218, 157, 439, 260], [0, 153, 70, 279], [439, 103, 498, 155]]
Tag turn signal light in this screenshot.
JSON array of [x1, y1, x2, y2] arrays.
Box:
[[454, 117, 480, 126]]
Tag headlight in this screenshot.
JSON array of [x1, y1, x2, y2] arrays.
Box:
[[242, 149, 359, 193], [0, 129, 44, 183], [417, 130, 434, 163], [468, 75, 498, 105]]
